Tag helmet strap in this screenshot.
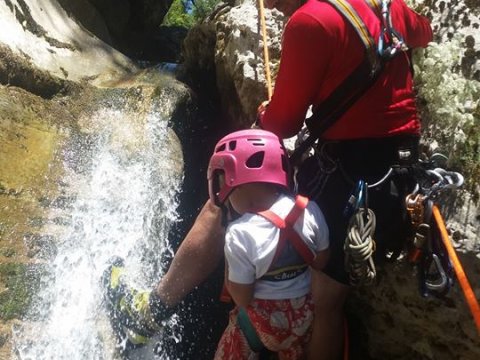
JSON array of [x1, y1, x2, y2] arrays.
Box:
[[220, 201, 241, 227], [221, 205, 229, 228]]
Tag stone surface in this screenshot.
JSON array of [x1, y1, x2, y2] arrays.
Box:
[[0, 2, 193, 359], [0, 0, 137, 84], [183, 0, 286, 129]]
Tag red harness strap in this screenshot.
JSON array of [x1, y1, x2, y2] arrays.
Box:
[[220, 195, 313, 303], [257, 195, 314, 266]]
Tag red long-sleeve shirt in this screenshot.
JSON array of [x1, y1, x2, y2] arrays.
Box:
[[261, 0, 433, 140]]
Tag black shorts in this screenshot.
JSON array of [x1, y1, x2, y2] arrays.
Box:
[[296, 136, 419, 285]]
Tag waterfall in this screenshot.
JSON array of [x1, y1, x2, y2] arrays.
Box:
[[12, 107, 183, 360]]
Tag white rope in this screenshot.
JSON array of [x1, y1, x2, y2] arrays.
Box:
[[344, 207, 377, 286]]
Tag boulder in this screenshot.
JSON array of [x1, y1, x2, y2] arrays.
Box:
[[0, 0, 137, 85]]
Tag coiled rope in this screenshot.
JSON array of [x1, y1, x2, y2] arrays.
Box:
[[344, 207, 377, 286], [257, 0, 273, 99]]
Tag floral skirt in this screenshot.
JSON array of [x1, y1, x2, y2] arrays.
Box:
[[214, 295, 314, 360]]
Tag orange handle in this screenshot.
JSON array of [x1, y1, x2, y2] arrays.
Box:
[[432, 205, 480, 334]]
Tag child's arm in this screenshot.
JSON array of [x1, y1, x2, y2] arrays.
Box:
[[310, 248, 330, 271], [310, 248, 331, 305], [224, 225, 256, 307], [226, 279, 255, 308]]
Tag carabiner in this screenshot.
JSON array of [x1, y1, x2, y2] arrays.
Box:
[[424, 253, 449, 295]]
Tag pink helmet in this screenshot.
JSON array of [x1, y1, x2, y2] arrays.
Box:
[[207, 129, 290, 205]]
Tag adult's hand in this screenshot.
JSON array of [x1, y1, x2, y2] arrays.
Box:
[[253, 100, 270, 128]]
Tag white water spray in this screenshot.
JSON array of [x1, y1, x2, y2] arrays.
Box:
[[12, 108, 183, 360]]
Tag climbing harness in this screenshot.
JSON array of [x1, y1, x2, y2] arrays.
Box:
[[237, 307, 265, 353], [240, 195, 314, 353], [326, 0, 381, 71], [298, 138, 419, 286], [223, 195, 315, 353], [300, 142, 338, 201], [343, 180, 377, 286], [290, 0, 411, 164], [258, 195, 315, 279]]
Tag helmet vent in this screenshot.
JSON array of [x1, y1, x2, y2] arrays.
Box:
[[246, 151, 265, 168], [228, 141, 237, 151], [248, 138, 265, 146], [216, 143, 226, 152]]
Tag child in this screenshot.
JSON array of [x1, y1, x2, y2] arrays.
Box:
[[208, 129, 329, 359]]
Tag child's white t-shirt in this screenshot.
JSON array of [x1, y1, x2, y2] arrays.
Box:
[[224, 193, 329, 300]]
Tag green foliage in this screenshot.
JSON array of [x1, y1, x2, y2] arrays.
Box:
[[163, 0, 196, 28], [163, 0, 222, 27], [192, 0, 222, 21]]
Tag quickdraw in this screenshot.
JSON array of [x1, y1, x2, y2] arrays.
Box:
[[327, 0, 410, 68], [405, 154, 463, 298]]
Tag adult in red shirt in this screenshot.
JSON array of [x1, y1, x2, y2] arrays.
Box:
[[259, 0, 432, 358], [261, 0, 432, 139]]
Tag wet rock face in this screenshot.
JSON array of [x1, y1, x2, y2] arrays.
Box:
[[0, 2, 196, 358], [0, 87, 73, 356], [0, 76, 192, 358]]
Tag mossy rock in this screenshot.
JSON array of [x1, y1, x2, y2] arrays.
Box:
[[0, 263, 45, 320]]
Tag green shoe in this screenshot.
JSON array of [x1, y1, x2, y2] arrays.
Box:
[[102, 257, 172, 347]]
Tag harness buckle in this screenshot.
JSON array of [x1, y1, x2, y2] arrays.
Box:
[[398, 149, 412, 161]]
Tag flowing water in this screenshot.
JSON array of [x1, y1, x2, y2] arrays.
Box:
[[11, 106, 183, 360]]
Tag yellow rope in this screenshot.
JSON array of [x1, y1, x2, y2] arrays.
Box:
[[258, 0, 273, 100]]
